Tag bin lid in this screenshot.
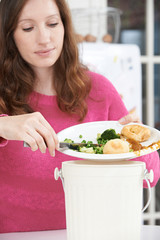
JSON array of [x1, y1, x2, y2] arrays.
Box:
[[62, 160, 146, 177]]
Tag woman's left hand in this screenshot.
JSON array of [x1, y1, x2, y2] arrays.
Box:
[[119, 107, 141, 125]]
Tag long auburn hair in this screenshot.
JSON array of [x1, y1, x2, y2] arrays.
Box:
[[0, 0, 91, 121]]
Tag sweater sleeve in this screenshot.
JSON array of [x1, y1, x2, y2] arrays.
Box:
[[88, 71, 129, 121], [0, 114, 8, 147], [106, 79, 128, 120]]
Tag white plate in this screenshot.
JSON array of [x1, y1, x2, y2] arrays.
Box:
[[57, 121, 160, 161]]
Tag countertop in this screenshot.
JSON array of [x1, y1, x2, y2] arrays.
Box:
[[0, 225, 160, 240]]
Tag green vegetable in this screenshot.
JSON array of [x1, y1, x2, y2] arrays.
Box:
[[97, 137, 108, 145], [86, 141, 93, 145], [96, 129, 120, 146], [94, 146, 104, 154], [63, 138, 74, 143], [63, 128, 120, 154], [79, 146, 95, 154], [79, 141, 94, 150], [101, 129, 120, 140]]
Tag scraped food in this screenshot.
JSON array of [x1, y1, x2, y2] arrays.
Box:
[[103, 139, 130, 154], [63, 125, 153, 154], [121, 124, 151, 142]]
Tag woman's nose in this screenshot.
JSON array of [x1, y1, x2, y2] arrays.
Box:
[[37, 27, 51, 44]]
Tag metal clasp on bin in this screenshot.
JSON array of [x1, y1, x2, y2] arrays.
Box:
[[54, 168, 65, 190], [142, 169, 154, 212]]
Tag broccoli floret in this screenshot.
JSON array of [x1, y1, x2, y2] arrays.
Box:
[[97, 138, 108, 145], [101, 128, 120, 140], [94, 146, 104, 154]]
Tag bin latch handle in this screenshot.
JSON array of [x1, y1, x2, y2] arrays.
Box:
[[54, 167, 65, 190], [142, 169, 154, 212]]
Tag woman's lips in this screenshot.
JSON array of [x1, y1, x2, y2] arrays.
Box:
[[35, 48, 54, 57]]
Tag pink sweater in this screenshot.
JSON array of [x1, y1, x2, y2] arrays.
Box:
[[0, 72, 159, 233]]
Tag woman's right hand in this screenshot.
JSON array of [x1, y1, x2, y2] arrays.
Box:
[[0, 112, 59, 157]]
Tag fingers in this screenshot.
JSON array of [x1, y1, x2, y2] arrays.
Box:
[[35, 122, 57, 156], [24, 112, 59, 157], [38, 113, 59, 149], [24, 135, 39, 152], [119, 109, 141, 125], [0, 112, 59, 157], [119, 114, 135, 125]]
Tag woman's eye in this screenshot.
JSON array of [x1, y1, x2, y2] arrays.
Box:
[[22, 27, 33, 32], [48, 23, 58, 28]]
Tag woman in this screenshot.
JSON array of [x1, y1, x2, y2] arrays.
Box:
[[0, 0, 159, 233]]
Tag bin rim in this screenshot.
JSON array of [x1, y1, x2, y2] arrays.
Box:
[[62, 160, 146, 168]]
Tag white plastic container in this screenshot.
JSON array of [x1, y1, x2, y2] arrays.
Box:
[[55, 160, 153, 240]]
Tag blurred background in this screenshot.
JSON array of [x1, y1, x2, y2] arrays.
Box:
[[67, 0, 160, 225]]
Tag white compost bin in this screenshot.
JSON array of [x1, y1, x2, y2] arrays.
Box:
[[55, 160, 153, 240]]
